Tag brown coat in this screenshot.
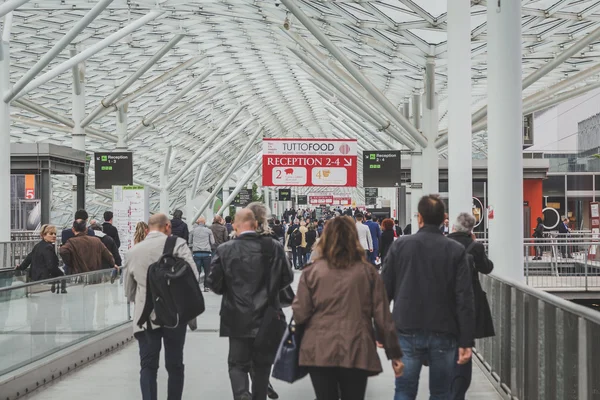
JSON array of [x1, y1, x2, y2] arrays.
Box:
[[292, 260, 402, 375], [59, 232, 115, 274]]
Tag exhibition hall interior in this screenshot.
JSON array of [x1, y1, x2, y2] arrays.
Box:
[[1, 0, 600, 399]]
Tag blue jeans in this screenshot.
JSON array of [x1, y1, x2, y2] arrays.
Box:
[[193, 252, 212, 288], [394, 331, 457, 400]]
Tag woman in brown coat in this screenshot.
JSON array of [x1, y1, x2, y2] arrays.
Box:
[[292, 216, 404, 400]]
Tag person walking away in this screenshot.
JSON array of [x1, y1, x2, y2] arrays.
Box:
[[293, 216, 404, 400], [447, 213, 495, 399], [211, 215, 230, 249], [61, 209, 95, 278], [394, 220, 403, 238], [134, 221, 149, 245], [171, 209, 189, 242], [364, 214, 382, 265], [59, 220, 116, 275], [382, 195, 474, 400], [298, 221, 309, 268], [272, 220, 285, 246], [16, 224, 65, 293], [558, 216, 572, 259], [533, 217, 544, 260], [379, 218, 395, 264], [207, 209, 293, 400], [189, 216, 215, 292], [403, 223, 412, 235], [102, 211, 121, 249], [90, 223, 122, 283], [125, 213, 200, 400], [304, 223, 318, 264], [287, 219, 303, 270], [354, 213, 373, 259], [225, 216, 234, 235]]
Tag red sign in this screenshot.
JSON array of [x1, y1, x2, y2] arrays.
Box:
[[332, 197, 352, 206], [309, 195, 334, 205], [262, 138, 357, 187], [25, 175, 35, 199]]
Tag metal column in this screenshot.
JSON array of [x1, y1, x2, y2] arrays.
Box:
[[40, 168, 51, 225], [70, 48, 86, 214], [410, 150, 423, 231], [159, 146, 172, 214], [421, 59, 439, 195], [222, 185, 230, 217], [447, 1, 473, 222], [487, 0, 524, 281], [116, 104, 128, 150], [0, 28, 10, 240]]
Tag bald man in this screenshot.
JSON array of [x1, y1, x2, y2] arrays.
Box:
[[124, 213, 199, 400], [207, 208, 293, 400]]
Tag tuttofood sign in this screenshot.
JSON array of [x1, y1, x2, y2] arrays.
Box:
[[262, 138, 357, 187]]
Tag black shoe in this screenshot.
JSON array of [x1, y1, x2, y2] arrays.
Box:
[[61, 289, 67, 294], [110, 274, 116, 284], [51, 284, 56, 294], [267, 383, 279, 399]]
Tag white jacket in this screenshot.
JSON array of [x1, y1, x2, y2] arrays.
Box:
[[356, 222, 373, 252]]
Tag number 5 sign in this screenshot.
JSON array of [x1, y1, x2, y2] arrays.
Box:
[[262, 138, 357, 187]]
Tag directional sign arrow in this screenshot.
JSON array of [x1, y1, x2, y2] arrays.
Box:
[[344, 158, 352, 166]]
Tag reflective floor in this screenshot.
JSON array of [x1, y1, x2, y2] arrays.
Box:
[[23, 271, 502, 400]]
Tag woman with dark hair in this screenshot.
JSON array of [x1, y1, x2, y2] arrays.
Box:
[[292, 216, 404, 400], [379, 218, 396, 263], [533, 216, 545, 260]]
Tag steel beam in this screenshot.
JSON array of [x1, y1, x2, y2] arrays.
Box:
[[166, 106, 246, 190], [293, 49, 416, 149], [191, 163, 208, 196], [5, 0, 113, 103], [13, 11, 163, 101], [326, 104, 396, 150], [82, 33, 184, 128], [281, 0, 427, 148], [193, 125, 263, 222], [0, 22, 10, 242], [0, 0, 29, 19]]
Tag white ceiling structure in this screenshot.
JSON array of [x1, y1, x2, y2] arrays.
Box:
[[6, 0, 600, 222]]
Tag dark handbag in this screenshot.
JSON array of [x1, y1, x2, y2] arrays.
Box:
[[254, 237, 287, 362], [465, 242, 495, 339], [272, 319, 308, 383], [279, 286, 295, 308]]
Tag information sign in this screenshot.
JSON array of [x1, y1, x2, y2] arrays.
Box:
[[278, 188, 292, 202], [262, 139, 358, 187], [362, 150, 402, 188], [233, 189, 252, 207], [298, 195, 308, 205], [94, 152, 133, 189], [309, 195, 334, 205], [112, 185, 149, 259], [365, 187, 378, 206]]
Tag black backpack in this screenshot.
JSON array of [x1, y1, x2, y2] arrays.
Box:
[[137, 236, 205, 330], [290, 228, 302, 247]]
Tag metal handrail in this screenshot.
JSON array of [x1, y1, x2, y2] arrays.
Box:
[[0, 267, 123, 293]]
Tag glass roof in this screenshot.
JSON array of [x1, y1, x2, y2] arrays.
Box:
[[6, 0, 600, 221]]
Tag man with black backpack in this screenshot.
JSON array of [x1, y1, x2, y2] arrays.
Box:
[[207, 208, 293, 400], [125, 213, 203, 400]]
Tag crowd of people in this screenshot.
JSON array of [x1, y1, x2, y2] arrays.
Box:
[[15, 195, 494, 400]]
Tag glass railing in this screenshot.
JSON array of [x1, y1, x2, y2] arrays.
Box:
[[0, 268, 130, 377]]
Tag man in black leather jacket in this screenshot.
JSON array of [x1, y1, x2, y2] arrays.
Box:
[[207, 208, 293, 400], [381, 195, 474, 399]]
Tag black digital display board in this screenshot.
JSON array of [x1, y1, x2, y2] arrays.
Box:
[[298, 195, 308, 205], [94, 152, 133, 189], [233, 189, 253, 207], [278, 188, 292, 202], [362, 150, 402, 188], [365, 188, 378, 206]]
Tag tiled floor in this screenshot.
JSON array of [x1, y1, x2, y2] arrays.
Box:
[[22, 270, 502, 400]]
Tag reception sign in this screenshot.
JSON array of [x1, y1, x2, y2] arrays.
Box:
[[262, 139, 357, 187]]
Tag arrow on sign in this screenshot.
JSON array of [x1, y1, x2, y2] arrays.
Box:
[[344, 158, 352, 166]]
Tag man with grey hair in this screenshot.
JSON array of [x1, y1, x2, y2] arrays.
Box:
[[447, 212, 494, 399], [189, 216, 215, 292]]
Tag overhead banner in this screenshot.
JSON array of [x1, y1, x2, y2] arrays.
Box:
[[298, 195, 308, 205], [309, 195, 334, 205], [262, 139, 358, 187], [362, 150, 402, 188], [333, 197, 352, 206]]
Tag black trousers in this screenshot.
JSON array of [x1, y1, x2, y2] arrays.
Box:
[[228, 337, 272, 400], [135, 324, 187, 400], [308, 367, 369, 400]]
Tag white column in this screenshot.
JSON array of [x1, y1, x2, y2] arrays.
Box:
[[447, 0, 473, 224], [410, 150, 423, 231], [0, 38, 10, 241], [71, 48, 85, 214], [421, 59, 439, 195], [159, 146, 171, 214], [222, 184, 230, 216], [487, 0, 524, 281], [116, 104, 128, 150], [263, 187, 270, 210]]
